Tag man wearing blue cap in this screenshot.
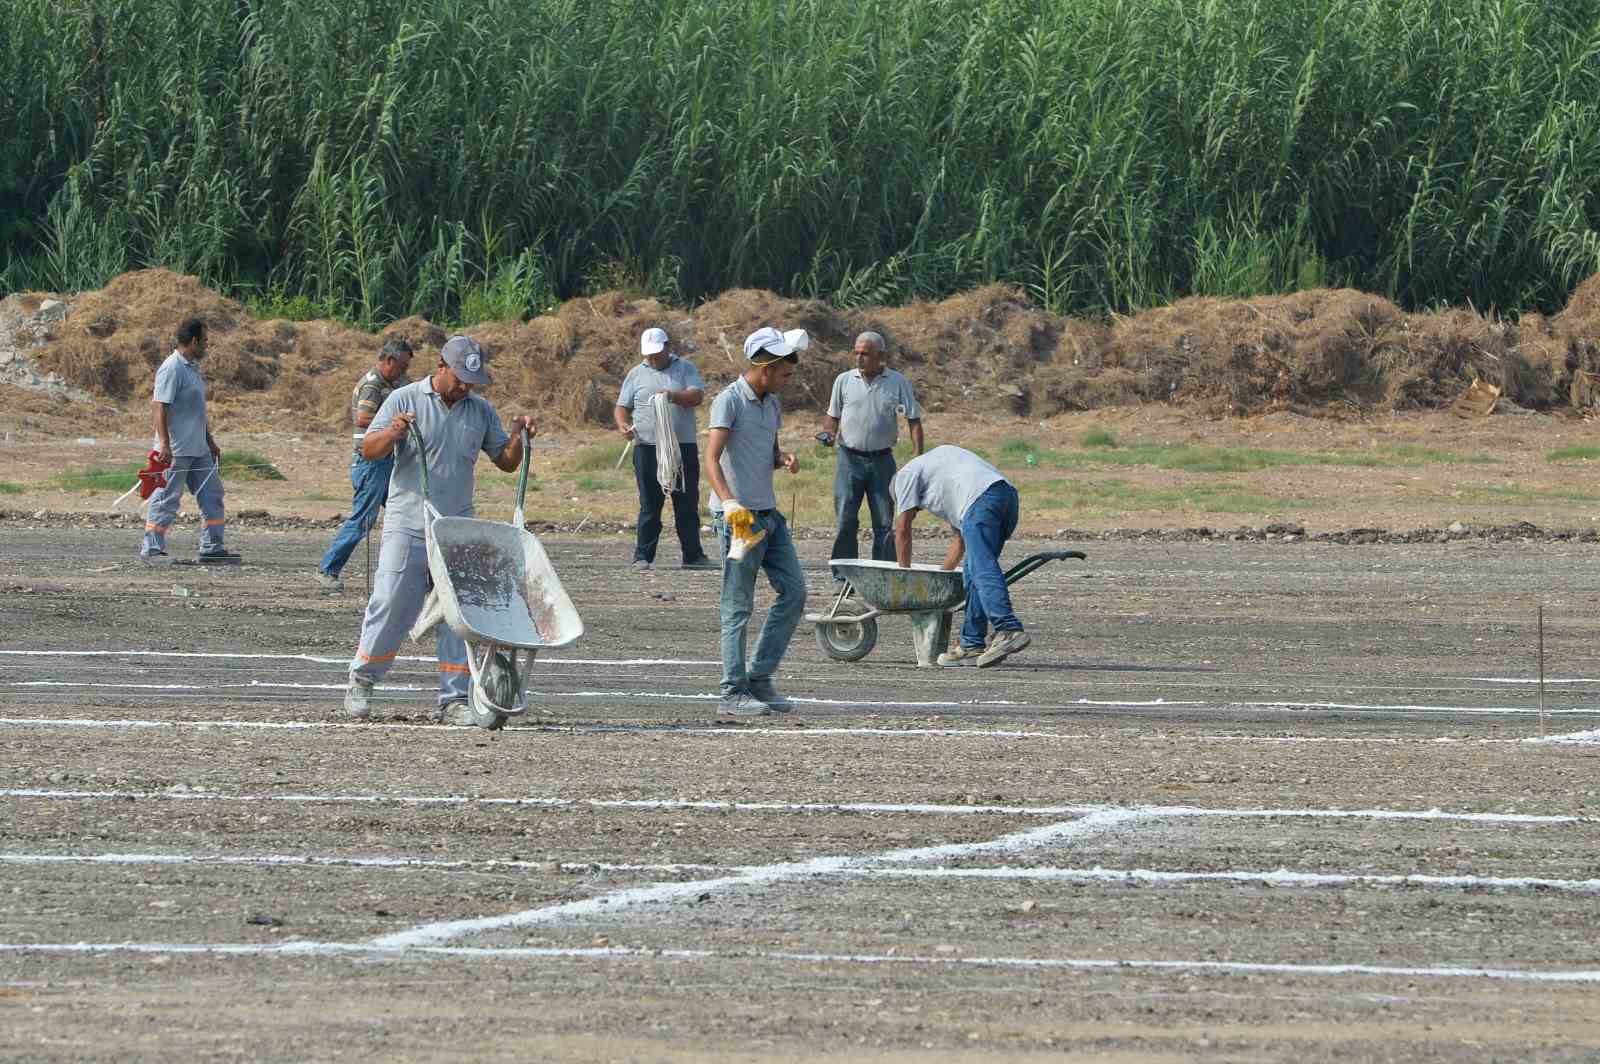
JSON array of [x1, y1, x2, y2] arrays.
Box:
[[704, 326, 806, 716], [342, 335, 535, 724]]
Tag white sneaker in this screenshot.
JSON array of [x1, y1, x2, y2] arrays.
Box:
[[936, 644, 983, 667], [343, 679, 373, 720], [977, 629, 1030, 668], [317, 571, 344, 592], [719, 691, 770, 717]]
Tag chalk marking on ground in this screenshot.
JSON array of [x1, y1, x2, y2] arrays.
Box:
[[1526, 728, 1600, 745], [0, 650, 717, 667], [2, 941, 1598, 984], [8, 850, 1593, 895], [2, 789, 1586, 824], [369, 808, 1149, 948]]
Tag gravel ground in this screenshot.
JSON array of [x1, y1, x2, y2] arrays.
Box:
[[3, 528, 1599, 1061]]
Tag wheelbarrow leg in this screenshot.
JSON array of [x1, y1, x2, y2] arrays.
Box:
[[908, 609, 953, 669]]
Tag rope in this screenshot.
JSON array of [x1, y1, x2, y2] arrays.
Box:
[[649, 391, 684, 495]]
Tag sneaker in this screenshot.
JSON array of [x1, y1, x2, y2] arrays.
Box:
[[718, 691, 770, 717], [196, 549, 242, 565], [342, 679, 373, 720], [936, 644, 984, 667], [437, 698, 476, 726], [138, 550, 171, 565], [977, 629, 1031, 669], [680, 557, 718, 570], [631, 559, 654, 571], [747, 678, 791, 712], [317, 570, 344, 592]]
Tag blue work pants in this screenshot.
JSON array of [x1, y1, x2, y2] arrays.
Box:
[[319, 455, 393, 577], [957, 482, 1023, 649], [830, 447, 897, 562], [717, 510, 806, 696]]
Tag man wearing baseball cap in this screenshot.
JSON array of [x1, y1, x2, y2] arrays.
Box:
[[614, 327, 714, 570], [703, 326, 806, 716], [342, 335, 536, 724]]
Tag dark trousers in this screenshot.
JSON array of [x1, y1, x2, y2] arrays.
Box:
[[831, 447, 897, 561], [633, 442, 707, 564]]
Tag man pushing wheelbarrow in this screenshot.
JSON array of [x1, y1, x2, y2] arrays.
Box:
[[342, 336, 536, 724]]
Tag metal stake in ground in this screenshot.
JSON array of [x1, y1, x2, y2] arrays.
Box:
[[1538, 602, 1546, 738]]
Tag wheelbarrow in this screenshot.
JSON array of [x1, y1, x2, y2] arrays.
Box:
[[807, 550, 1086, 667], [407, 424, 584, 728]]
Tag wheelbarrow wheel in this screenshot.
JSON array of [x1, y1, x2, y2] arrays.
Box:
[[469, 687, 508, 730], [815, 617, 878, 662]]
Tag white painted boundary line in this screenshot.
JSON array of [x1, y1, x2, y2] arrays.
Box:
[[3, 788, 1589, 824], [0, 650, 718, 667], [370, 809, 1148, 948], [9, 851, 1596, 896], [4, 941, 1598, 984], [1528, 728, 1600, 745]]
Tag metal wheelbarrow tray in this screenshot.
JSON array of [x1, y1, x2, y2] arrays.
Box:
[[408, 425, 583, 727], [807, 550, 1086, 667]]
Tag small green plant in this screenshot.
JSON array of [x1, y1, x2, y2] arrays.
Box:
[[570, 442, 631, 472], [245, 286, 351, 324], [58, 451, 284, 492], [575, 473, 619, 492], [1080, 429, 1119, 448], [1547, 445, 1600, 462], [0, 481, 24, 495]]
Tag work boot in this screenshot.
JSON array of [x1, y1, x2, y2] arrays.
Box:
[[680, 557, 718, 570], [747, 678, 791, 712], [437, 698, 476, 726], [138, 550, 171, 565], [631, 559, 653, 571], [718, 690, 770, 717], [977, 629, 1030, 669], [317, 570, 344, 592], [342, 679, 373, 720], [197, 548, 242, 565], [936, 644, 984, 667]]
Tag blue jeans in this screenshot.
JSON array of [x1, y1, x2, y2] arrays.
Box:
[[320, 455, 393, 577], [718, 510, 807, 696], [958, 481, 1022, 649], [831, 447, 897, 562], [633, 442, 707, 564]]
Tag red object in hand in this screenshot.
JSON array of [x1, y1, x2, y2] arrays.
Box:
[[136, 450, 171, 499]]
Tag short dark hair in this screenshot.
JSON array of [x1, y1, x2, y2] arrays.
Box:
[[176, 318, 206, 346], [379, 338, 414, 362]]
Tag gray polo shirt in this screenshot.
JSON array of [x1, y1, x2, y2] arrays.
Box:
[[708, 376, 781, 511], [350, 367, 407, 460], [368, 376, 511, 535], [891, 445, 1009, 528], [151, 351, 209, 457], [615, 356, 703, 445], [827, 367, 921, 452]]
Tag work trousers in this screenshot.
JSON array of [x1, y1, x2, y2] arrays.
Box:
[[320, 455, 393, 577], [717, 510, 806, 696], [830, 447, 897, 562], [632, 442, 707, 564], [141, 456, 225, 556], [957, 481, 1023, 649], [349, 529, 469, 705]]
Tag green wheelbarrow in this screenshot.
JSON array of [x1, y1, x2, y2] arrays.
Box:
[[807, 550, 1087, 667], [407, 425, 585, 728]]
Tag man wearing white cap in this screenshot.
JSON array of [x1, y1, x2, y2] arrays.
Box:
[[342, 335, 535, 724], [704, 326, 806, 716], [820, 331, 923, 563], [614, 327, 713, 570]]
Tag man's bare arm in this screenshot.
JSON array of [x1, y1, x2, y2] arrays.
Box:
[[941, 530, 964, 571], [894, 510, 917, 567]]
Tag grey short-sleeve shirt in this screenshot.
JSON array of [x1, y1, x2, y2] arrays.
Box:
[[615, 356, 703, 445], [827, 368, 921, 452], [350, 367, 406, 459], [151, 351, 210, 457], [369, 377, 512, 535], [891, 445, 1009, 528], [708, 376, 781, 511]]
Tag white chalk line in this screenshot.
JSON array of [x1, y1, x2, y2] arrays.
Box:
[[3, 788, 1586, 825], [0, 649, 718, 667], [3, 940, 1598, 984], [370, 808, 1148, 948], [8, 850, 1593, 896], [1527, 728, 1600, 745]]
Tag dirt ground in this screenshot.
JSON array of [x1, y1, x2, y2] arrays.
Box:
[[3, 525, 1600, 1061]]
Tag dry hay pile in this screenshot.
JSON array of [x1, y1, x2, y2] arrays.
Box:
[[11, 268, 1600, 431]]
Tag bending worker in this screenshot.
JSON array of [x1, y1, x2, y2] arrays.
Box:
[[820, 331, 922, 562], [316, 338, 413, 591], [891, 444, 1028, 669], [342, 336, 534, 724], [138, 317, 239, 564], [614, 327, 715, 571], [705, 327, 806, 716]]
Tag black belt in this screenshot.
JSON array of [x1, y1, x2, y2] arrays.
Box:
[[840, 445, 892, 457]]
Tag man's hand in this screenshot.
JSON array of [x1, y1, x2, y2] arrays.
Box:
[[780, 452, 800, 474], [157, 442, 173, 464], [207, 438, 221, 463], [390, 412, 415, 441], [619, 422, 635, 440], [508, 414, 538, 438]]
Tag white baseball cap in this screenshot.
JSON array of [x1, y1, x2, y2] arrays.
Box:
[[782, 328, 810, 352], [640, 327, 669, 356], [742, 326, 799, 363]]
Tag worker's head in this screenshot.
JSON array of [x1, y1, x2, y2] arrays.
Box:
[[854, 331, 885, 377], [640, 327, 672, 371], [435, 335, 491, 404], [377, 338, 414, 384], [176, 318, 207, 360], [742, 326, 799, 396]]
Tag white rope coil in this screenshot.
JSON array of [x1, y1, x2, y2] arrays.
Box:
[[649, 391, 684, 495]]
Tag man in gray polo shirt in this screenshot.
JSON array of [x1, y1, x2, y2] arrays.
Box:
[[343, 335, 535, 725], [705, 326, 805, 717], [139, 317, 239, 564], [614, 327, 714, 570], [821, 331, 922, 562], [892, 445, 1029, 669]]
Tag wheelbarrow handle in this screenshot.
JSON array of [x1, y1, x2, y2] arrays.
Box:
[[1001, 549, 1086, 587], [513, 425, 532, 528]]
